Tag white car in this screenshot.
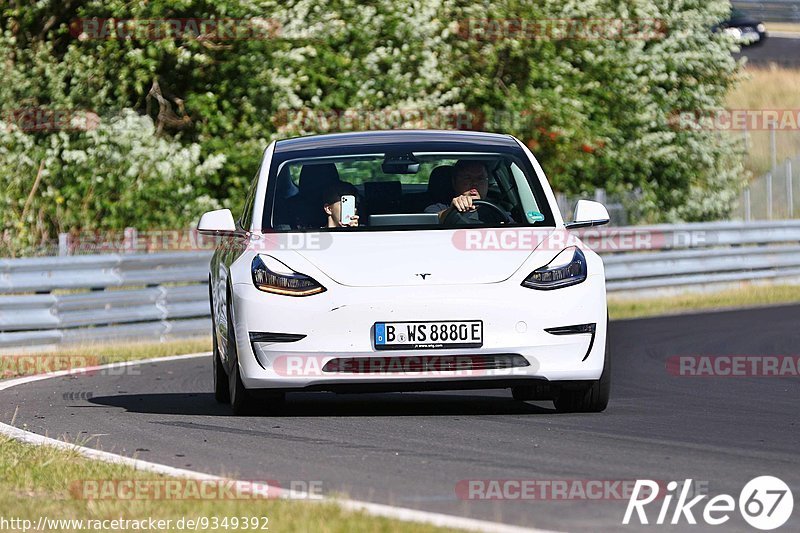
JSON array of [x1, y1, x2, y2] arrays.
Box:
[[199, 130, 611, 415]]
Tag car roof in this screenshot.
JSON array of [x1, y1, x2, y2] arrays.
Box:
[[274, 130, 520, 156]]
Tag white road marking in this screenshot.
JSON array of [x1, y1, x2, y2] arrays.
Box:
[[0, 352, 560, 533]]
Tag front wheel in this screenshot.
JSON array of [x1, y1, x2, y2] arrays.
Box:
[[210, 287, 229, 403], [229, 357, 253, 415], [213, 342, 229, 404], [226, 295, 255, 415], [553, 323, 610, 413]]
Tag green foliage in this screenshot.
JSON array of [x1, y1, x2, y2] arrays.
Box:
[[0, 0, 744, 254]]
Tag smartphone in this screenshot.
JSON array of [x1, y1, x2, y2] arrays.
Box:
[[340, 195, 356, 225]]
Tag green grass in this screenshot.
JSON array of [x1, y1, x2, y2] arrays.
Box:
[[1, 338, 212, 379], [0, 436, 458, 533], [608, 283, 800, 320], [53, 337, 213, 363]]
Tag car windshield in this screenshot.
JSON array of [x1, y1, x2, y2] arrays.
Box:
[[264, 151, 555, 231]]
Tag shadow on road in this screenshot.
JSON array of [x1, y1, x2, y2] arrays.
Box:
[[88, 391, 557, 417]]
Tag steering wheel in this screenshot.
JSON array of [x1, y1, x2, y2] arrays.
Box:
[[442, 199, 511, 226]]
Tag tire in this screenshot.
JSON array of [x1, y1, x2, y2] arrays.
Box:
[[212, 329, 230, 404], [229, 356, 253, 416], [553, 321, 610, 413], [226, 293, 254, 415], [210, 287, 230, 404]]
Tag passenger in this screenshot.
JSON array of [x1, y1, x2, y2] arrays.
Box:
[[322, 181, 360, 228]]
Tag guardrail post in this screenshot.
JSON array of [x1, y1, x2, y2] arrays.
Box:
[[743, 188, 751, 222], [594, 188, 606, 205], [766, 173, 773, 220], [787, 159, 794, 219], [58, 233, 69, 256], [770, 123, 777, 171], [123, 227, 138, 254]]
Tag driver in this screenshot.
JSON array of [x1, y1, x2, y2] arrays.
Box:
[[425, 160, 512, 222]]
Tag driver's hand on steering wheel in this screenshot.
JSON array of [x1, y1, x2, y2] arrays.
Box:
[[451, 191, 479, 212]]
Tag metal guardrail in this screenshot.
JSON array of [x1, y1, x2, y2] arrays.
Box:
[[732, 1, 800, 22], [1, 221, 799, 350], [583, 220, 800, 291], [0, 253, 212, 349]]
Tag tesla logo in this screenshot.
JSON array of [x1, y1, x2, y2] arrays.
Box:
[[415, 273, 431, 280]]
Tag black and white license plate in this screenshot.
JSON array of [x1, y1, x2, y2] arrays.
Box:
[[374, 321, 483, 350]]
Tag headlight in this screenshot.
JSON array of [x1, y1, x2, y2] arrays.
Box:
[[757, 23, 766, 33], [251, 255, 326, 296], [522, 247, 587, 290]]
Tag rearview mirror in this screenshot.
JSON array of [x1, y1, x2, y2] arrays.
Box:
[[381, 152, 420, 174], [197, 208, 237, 235], [565, 200, 610, 229]]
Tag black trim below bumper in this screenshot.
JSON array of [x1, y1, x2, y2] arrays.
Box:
[[544, 323, 596, 362], [249, 377, 552, 395], [249, 332, 307, 343], [250, 331, 307, 370]]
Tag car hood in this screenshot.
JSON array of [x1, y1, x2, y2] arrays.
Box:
[[284, 228, 560, 287]]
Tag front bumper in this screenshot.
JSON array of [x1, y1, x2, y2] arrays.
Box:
[[231, 276, 607, 390]]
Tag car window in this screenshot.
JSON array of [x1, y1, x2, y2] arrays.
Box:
[[267, 151, 554, 231]]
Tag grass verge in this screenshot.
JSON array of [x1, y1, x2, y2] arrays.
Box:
[[1, 338, 212, 380], [0, 435, 458, 533], [726, 65, 800, 177], [608, 283, 800, 320], [766, 22, 800, 34], [52, 337, 213, 363]]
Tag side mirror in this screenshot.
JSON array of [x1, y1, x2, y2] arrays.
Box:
[[565, 200, 610, 229], [197, 208, 237, 235]]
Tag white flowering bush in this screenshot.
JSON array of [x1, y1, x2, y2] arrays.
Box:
[[0, 110, 224, 256]]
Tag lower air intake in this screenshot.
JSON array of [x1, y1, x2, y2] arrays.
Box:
[[321, 354, 529, 373]]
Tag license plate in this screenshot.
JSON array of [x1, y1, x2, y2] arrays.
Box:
[[374, 321, 483, 350]]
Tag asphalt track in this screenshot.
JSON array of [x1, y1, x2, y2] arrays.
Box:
[[1, 305, 799, 532], [735, 36, 800, 67]]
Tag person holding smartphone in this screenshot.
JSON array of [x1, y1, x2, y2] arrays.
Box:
[[322, 181, 360, 228]]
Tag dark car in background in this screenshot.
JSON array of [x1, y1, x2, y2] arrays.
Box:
[[716, 8, 768, 46]]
